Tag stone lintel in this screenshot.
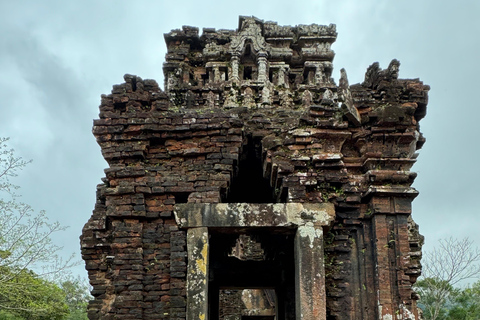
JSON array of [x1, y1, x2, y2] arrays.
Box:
[[174, 203, 335, 228]]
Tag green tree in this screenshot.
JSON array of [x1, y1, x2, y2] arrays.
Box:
[[0, 267, 69, 319], [59, 276, 91, 320], [447, 281, 480, 320], [416, 238, 480, 320], [416, 277, 452, 320], [0, 137, 77, 318]]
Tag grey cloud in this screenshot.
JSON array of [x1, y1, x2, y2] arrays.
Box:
[[1, 0, 479, 279]]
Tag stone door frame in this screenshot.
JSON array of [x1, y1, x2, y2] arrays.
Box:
[[174, 203, 334, 320]]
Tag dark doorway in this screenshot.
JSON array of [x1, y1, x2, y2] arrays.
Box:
[[209, 228, 295, 320], [226, 136, 275, 203]]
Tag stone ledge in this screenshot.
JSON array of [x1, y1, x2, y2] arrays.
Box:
[[174, 202, 335, 228]]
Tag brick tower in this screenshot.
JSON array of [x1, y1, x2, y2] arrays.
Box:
[[81, 16, 429, 320]]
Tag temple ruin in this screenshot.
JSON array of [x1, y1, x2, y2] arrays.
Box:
[[81, 16, 429, 320]]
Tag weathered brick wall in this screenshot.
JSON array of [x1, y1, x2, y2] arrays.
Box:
[[81, 16, 429, 320]]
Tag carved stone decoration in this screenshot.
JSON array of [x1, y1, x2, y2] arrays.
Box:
[[183, 90, 193, 108], [338, 68, 361, 126], [314, 64, 326, 85], [167, 70, 180, 91], [224, 87, 238, 109], [257, 53, 268, 82], [231, 54, 240, 82], [230, 17, 270, 58], [243, 87, 256, 108], [279, 89, 293, 108], [387, 59, 401, 80], [363, 59, 401, 89], [320, 88, 335, 106], [261, 84, 272, 106], [269, 62, 289, 88], [302, 89, 313, 107], [206, 90, 216, 108], [203, 42, 225, 59], [277, 66, 288, 88], [303, 61, 332, 86], [363, 61, 381, 88]]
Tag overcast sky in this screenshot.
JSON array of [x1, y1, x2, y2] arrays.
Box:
[[1, 0, 479, 281]]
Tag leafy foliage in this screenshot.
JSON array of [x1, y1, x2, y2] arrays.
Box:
[[0, 267, 69, 319], [447, 281, 480, 320], [59, 276, 91, 320], [416, 277, 452, 320], [416, 279, 480, 320], [0, 138, 89, 319], [416, 238, 480, 320]]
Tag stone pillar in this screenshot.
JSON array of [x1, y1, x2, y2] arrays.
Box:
[[257, 52, 268, 82], [231, 54, 240, 82], [367, 190, 419, 319], [213, 66, 221, 83], [277, 66, 287, 88], [313, 64, 325, 85], [372, 214, 394, 319], [295, 224, 326, 320], [187, 227, 209, 320]]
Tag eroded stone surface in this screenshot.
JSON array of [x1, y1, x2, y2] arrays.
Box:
[[187, 228, 209, 320], [174, 203, 334, 228], [295, 226, 325, 320]]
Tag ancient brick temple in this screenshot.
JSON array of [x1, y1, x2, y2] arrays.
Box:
[[81, 16, 429, 320]]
